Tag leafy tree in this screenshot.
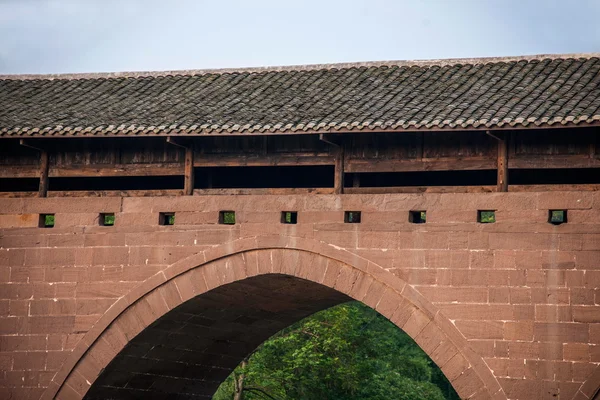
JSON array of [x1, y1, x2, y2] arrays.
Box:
[[213, 302, 459, 400]]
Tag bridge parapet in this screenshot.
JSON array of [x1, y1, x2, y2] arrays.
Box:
[[0, 192, 599, 400]]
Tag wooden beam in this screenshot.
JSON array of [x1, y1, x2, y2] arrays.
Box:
[[2, 154, 598, 180], [38, 150, 49, 197], [509, 156, 600, 169], [3, 184, 599, 199], [345, 186, 497, 194], [194, 188, 334, 195], [184, 145, 194, 195], [193, 153, 333, 167], [345, 184, 600, 194], [334, 146, 344, 194], [497, 135, 509, 192], [508, 184, 600, 192], [52, 163, 184, 177], [346, 158, 496, 173], [45, 189, 183, 197], [0, 166, 39, 178]]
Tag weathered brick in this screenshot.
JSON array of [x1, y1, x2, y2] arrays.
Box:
[[455, 320, 503, 339], [563, 343, 590, 362], [533, 323, 589, 343], [0, 214, 38, 228], [417, 286, 488, 303], [504, 321, 533, 341]]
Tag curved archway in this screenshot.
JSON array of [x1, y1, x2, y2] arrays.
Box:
[[576, 364, 600, 400], [44, 236, 505, 400]]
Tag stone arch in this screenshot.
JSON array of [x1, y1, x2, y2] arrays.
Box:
[[577, 364, 600, 400], [43, 235, 505, 400]]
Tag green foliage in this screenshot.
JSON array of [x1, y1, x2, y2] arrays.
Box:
[[43, 214, 55, 227], [222, 211, 236, 224], [345, 211, 361, 223], [103, 214, 115, 226], [213, 302, 458, 400], [550, 210, 565, 224], [479, 210, 495, 223], [282, 212, 296, 224]]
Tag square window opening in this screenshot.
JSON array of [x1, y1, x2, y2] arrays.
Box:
[[159, 212, 175, 226], [39, 214, 55, 228], [220, 211, 236, 225], [100, 213, 115, 226], [281, 211, 298, 224], [344, 211, 361, 224], [409, 210, 426, 224], [477, 210, 496, 223], [549, 210, 567, 225]]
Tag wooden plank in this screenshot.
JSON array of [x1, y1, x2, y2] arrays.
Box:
[[184, 146, 194, 195], [5, 155, 596, 180], [51, 163, 184, 177], [38, 150, 49, 197], [334, 146, 344, 194], [194, 188, 334, 195], [3, 184, 598, 198], [508, 184, 600, 192], [509, 156, 600, 169], [0, 166, 39, 178], [345, 184, 600, 194], [0, 191, 38, 198], [497, 136, 509, 192], [345, 186, 497, 194], [48, 190, 183, 197], [193, 153, 334, 167], [0, 190, 183, 198], [345, 158, 496, 173]]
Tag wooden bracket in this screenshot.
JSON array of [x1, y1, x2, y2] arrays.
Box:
[[166, 137, 194, 195], [166, 137, 189, 149], [319, 134, 340, 147], [485, 130, 503, 141], [19, 139, 44, 151]]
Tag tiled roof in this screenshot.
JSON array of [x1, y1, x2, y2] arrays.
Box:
[[1, 54, 599, 137]]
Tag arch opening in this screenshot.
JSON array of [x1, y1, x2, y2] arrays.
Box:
[[84, 275, 350, 399], [51, 241, 503, 400]]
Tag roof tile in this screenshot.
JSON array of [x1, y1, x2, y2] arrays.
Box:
[[0, 55, 599, 137]]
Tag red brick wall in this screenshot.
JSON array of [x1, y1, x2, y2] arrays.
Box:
[[1, 192, 599, 400]]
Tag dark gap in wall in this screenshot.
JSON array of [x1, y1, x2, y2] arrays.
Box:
[[194, 166, 334, 189], [0, 178, 39, 192], [49, 176, 184, 191], [349, 170, 497, 187], [509, 168, 600, 185]]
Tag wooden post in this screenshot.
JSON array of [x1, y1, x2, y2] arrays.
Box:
[[184, 145, 194, 195], [334, 146, 344, 194], [497, 134, 509, 192], [167, 137, 195, 195], [38, 150, 49, 197]]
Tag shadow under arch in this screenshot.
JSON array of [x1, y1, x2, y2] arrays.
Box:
[[44, 235, 506, 400]]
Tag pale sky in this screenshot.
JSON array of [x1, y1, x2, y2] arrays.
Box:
[[0, 0, 599, 74]]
